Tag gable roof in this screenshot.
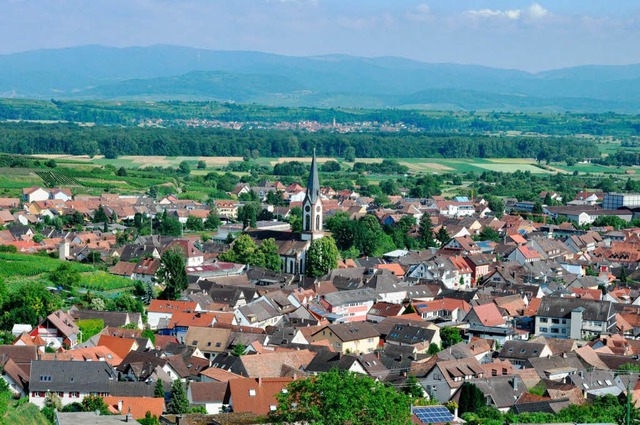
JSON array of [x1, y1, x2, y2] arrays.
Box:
[[228, 377, 294, 415], [315, 322, 380, 342], [96, 335, 138, 359], [184, 326, 232, 353], [238, 350, 316, 378], [189, 381, 228, 403], [102, 396, 164, 419], [30, 360, 117, 392], [148, 300, 197, 314]]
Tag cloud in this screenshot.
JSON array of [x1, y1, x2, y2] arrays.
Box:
[[406, 3, 432, 22], [466, 8, 521, 20], [465, 3, 549, 21]]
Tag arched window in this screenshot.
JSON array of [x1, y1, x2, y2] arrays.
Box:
[[305, 214, 311, 231], [315, 215, 320, 231]]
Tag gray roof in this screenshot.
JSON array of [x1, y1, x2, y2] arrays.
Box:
[[499, 341, 548, 360], [322, 288, 377, 306], [56, 412, 128, 425], [537, 296, 614, 321], [319, 321, 380, 342], [461, 375, 525, 409], [306, 150, 320, 204], [386, 324, 436, 346], [30, 360, 117, 392]]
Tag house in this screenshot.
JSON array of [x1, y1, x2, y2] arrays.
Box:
[[420, 357, 485, 402], [412, 298, 471, 323], [22, 186, 50, 203], [30, 310, 80, 350], [464, 303, 506, 328], [534, 297, 616, 339], [228, 377, 294, 415], [234, 350, 316, 378], [508, 245, 542, 265], [214, 200, 239, 220], [29, 360, 117, 408], [498, 340, 553, 368], [452, 375, 525, 412], [311, 322, 380, 355], [147, 300, 199, 330], [102, 396, 164, 419], [234, 297, 284, 329], [184, 326, 232, 358], [320, 288, 377, 322], [0, 346, 38, 397], [385, 323, 440, 353], [132, 258, 161, 284], [367, 302, 406, 323], [187, 381, 228, 414]]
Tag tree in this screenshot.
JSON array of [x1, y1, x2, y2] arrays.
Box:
[[233, 343, 246, 356], [178, 161, 191, 175], [418, 214, 435, 248], [289, 206, 303, 233], [458, 382, 485, 416], [620, 267, 628, 283], [139, 411, 161, 425], [344, 146, 356, 162], [436, 226, 450, 246], [82, 394, 110, 414], [321, 160, 341, 172], [487, 196, 504, 218], [158, 212, 182, 236], [185, 215, 204, 231], [533, 201, 543, 215], [197, 160, 207, 170], [205, 209, 221, 230], [167, 379, 189, 414], [427, 343, 441, 355], [154, 379, 165, 399], [306, 236, 340, 277], [238, 203, 258, 228], [94, 206, 108, 223], [478, 226, 501, 243], [260, 238, 283, 272], [543, 192, 554, 206], [116, 166, 128, 176], [273, 369, 411, 425], [49, 262, 81, 290], [440, 326, 462, 349], [157, 248, 188, 300], [402, 375, 424, 399], [44, 391, 63, 411]]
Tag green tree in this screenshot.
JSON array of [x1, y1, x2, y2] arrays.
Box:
[[458, 382, 485, 416], [533, 201, 543, 215], [178, 161, 191, 175], [82, 394, 110, 414], [49, 262, 80, 290], [436, 226, 450, 246], [273, 369, 411, 425], [185, 215, 204, 231], [94, 206, 108, 223], [306, 236, 339, 277], [440, 326, 462, 349], [402, 375, 424, 399], [233, 343, 246, 356], [154, 379, 165, 399], [259, 238, 283, 272], [418, 214, 435, 248], [167, 379, 189, 414], [197, 160, 207, 170], [158, 212, 182, 236], [344, 146, 356, 162], [116, 166, 128, 177], [205, 209, 221, 230], [289, 206, 303, 233], [478, 226, 501, 243], [427, 343, 441, 355], [238, 203, 258, 228], [157, 248, 188, 300], [543, 192, 554, 206], [487, 196, 504, 218]]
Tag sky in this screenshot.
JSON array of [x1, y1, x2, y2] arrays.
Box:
[[1, 0, 639, 71]]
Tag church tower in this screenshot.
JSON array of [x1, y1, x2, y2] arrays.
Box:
[[301, 149, 324, 241]]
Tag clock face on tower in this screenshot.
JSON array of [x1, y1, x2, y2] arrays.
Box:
[[305, 205, 311, 212], [316, 206, 321, 212]]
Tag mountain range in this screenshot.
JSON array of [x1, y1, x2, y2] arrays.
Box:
[[1, 45, 640, 112]]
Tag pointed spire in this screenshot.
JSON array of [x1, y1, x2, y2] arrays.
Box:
[[307, 148, 320, 203]]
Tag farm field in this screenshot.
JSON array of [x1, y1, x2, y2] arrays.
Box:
[[0, 252, 134, 294]]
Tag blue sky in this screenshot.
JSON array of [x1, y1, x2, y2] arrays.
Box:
[[1, 0, 639, 71]]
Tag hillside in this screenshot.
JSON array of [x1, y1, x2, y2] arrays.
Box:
[[1, 45, 640, 111]]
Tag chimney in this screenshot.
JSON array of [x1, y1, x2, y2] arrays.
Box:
[[117, 400, 123, 413], [454, 407, 459, 419], [512, 377, 518, 391]]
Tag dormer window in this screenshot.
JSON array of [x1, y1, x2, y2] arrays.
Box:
[[249, 389, 257, 397]]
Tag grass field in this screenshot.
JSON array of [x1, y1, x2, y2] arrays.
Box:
[[0, 252, 134, 294]]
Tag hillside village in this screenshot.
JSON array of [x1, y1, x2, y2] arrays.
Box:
[[3, 156, 640, 424]]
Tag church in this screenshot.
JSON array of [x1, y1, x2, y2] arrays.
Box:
[[247, 151, 324, 275]]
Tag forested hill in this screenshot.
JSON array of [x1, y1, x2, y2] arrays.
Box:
[[1, 45, 640, 112], [0, 122, 599, 161]]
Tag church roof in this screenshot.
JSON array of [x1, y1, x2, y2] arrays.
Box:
[[306, 149, 320, 204]]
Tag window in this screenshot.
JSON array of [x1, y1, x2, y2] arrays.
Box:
[[540, 327, 548, 332], [551, 328, 559, 334], [249, 389, 256, 397], [561, 329, 566, 334], [561, 319, 567, 324], [70, 392, 80, 398], [270, 405, 277, 412], [552, 319, 560, 324], [540, 318, 548, 323]]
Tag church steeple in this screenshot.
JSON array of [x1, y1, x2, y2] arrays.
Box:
[[306, 148, 320, 204], [301, 148, 324, 241]]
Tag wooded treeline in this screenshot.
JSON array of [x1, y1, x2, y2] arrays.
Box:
[[0, 122, 599, 160]]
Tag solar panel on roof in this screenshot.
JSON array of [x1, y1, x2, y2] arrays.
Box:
[[413, 406, 454, 424]]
